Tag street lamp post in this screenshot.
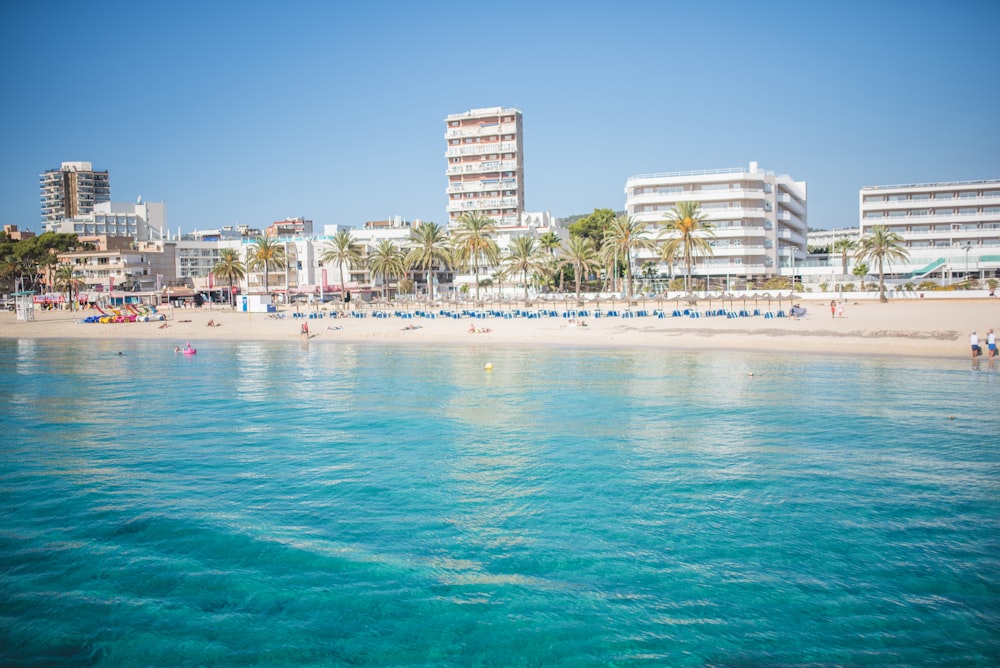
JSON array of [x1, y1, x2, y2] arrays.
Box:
[[964, 242, 972, 279]]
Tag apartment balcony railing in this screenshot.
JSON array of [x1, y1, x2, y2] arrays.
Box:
[[444, 124, 518, 140], [446, 160, 519, 176], [445, 142, 518, 158]]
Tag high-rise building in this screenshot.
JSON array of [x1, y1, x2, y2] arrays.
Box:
[[625, 162, 807, 287], [445, 107, 524, 227], [40, 161, 111, 227]]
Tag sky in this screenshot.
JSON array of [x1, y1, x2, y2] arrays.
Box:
[[2, 0, 998, 235]]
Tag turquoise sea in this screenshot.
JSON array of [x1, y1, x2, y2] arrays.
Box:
[[1, 338, 998, 666]]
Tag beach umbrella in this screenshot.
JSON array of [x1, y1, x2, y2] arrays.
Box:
[[760, 292, 773, 310]]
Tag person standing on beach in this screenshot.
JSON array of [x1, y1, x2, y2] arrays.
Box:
[[970, 331, 980, 359], [987, 329, 996, 359], [836, 301, 845, 318], [830, 300, 836, 318], [301, 321, 309, 339]]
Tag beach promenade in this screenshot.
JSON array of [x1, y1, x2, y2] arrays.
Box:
[[2, 296, 997, 360]]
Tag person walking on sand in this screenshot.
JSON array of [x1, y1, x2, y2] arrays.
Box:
[[836, 301, 845, 318], [301, 321, 309, 339], [830, 300, 836, 318]]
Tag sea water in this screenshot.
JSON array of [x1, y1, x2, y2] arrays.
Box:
[[1, 338, 998, 666]]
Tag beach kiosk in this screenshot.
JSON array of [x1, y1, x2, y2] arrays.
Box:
[[239, 293, 276, 313]]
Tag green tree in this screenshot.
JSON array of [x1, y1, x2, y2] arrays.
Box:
[[405, 222, 451, 303], [320, 230, 364, 296], [504, 235, 545, 300], [368, 239, 407, 300], [246, 236, 287, 296], [660, 202, 715, 292], [212, 248, 246, 308], [560, 235, 600, 301], [568, 208, 616, 250], [833, 237, 857, 276], [855, 225, 909, 302], [451, 212, 500, 300]]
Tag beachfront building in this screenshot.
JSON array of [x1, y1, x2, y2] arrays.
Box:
[[3, 225, 35, 241], [56, 236, 174, 294], [445, 107, 524, 227], [40, 161, 110, 228], [43, 200, 167, 242], [265, 217, 313, 238], [625, 162, 808, 289], [859, 180, 1000, 281]]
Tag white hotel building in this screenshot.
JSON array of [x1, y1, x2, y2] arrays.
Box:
[[859, 179, 1000, 281], [625, 162, 807, 288], [445, 107, 524, 227]]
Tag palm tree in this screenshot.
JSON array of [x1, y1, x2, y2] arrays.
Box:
[[405, 222, 451, 303], [320, 230, 364, 296], [852, 262, 870, 292], [660, 202, 715, 292], [603, 214, 656, 299], [367, 239, 407, 300], [0, 254, 24, 293], [246, 236, 287, 296], [538, 231, 561, 258], [53, 263, 82, 310], [451, 212, 500, 300], [213, 248, 246, 308], [832, 237, 857, 276], [855, 225, 909, 302], [37, 253, 59, 294], [504, 235, 545, 300], [560, 235, 599, 301]]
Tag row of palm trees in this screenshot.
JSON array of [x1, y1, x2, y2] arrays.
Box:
[[9, 204, 907, 308], [212, 205, 909, 306], [207, 206, 721, 307]]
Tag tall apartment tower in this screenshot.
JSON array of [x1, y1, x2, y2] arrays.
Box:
[[444, 107, 524, 227], [40, 161, 111, 227]]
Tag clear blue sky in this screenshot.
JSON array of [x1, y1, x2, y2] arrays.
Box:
[[2, 0, 998, 234]]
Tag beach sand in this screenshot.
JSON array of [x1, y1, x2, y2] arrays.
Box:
[[1, 297, 997, 360]]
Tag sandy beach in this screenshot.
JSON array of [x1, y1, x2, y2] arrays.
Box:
[[2, 296, 998, 360]]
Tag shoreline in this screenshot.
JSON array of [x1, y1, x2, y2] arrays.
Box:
[[2, 298, 996, 361]]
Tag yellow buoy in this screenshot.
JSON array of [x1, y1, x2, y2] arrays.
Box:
[[484, 362, 493, 371]]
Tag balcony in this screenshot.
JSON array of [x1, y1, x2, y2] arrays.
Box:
[[444, 124, 517, 140], [444, 142, 518, 158]]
